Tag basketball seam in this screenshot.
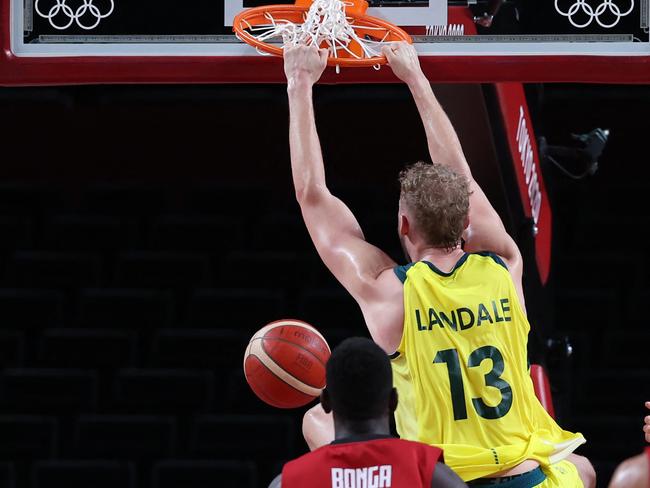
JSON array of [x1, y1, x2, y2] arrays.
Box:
[[246, 354, 313, 408], [263, 320, 331, 352], [260, 335, 328, 371], [253, 337, 326, 390], [248, 339, 323, 396]]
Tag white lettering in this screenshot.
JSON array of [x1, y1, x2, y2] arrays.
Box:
[[356, 467, 368, 488], [516, 106, 525, 146], [332, 468, 343, 488], [532, 190, 542, 226], [379, 466, 392, 487], [344, 469, 355, 487], [524, 143, 534, 184], [368, 466, 378, 488], [330, 465, 393, 488], [332, 468, 345, 488], [516, 105, 542, 226]]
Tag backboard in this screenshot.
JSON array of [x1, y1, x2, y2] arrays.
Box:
[[2, 0, 649, 84], [15, 0, 447, 55]]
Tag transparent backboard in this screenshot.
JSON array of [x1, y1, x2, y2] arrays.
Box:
[[11, 0, 650, 57]]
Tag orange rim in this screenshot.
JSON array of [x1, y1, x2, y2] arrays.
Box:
[[233, 5, 413, 68]]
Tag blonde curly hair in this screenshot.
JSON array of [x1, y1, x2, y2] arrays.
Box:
[[399, 161, 471, 251]]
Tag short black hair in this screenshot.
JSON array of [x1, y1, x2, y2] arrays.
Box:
[[326, 337, 393, 421]]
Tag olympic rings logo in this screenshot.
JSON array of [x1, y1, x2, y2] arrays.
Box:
[[35, 0, 115, 30], [554, 0, 634, 28]]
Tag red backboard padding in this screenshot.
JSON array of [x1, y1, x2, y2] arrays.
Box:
[[530, 364, 556, 419], [1, 2, 649, 85]]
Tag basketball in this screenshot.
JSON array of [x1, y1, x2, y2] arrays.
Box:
[[244, 319, 331, 409]]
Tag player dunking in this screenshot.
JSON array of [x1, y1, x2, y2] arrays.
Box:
[[284, 42, 595, 487], [269, 337, 466, 488]]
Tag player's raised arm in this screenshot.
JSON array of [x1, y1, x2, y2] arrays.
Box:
[[284, 45, 402, 349], [382, 42, 524, 299]]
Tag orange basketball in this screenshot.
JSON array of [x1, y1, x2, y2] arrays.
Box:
[[243, 319, 331, 409]]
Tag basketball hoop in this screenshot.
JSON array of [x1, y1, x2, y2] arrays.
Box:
[[232, 0, 413, 70]]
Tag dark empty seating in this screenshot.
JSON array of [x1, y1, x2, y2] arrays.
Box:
[[43, 214, 138, 252], [623, 288, 650, 328], [252, 213, 311, 252], [0, 331, 23, 367], [579, 184, 649, 218], [190, 415, 294, 460], [328, 183, 388, 218], [152, 460, 257, 488], [0, 289, 64, 328], [115, 252, 210, 288], [361, 213, 402, 260], [149, 330, 247, 368], [0, 215, 32, 250], [225, 369, 272, 415], [298, 288, 364, 332], [555, 288, 618, 330], [77, 288, 174, 329], [148, 214, 243, 252], [601, 331, 649, 367], [0, 416, 57, 458], [74, 415, 175, 458], [82, 184, 170, 216], [307, 256, 344, 289], [184, 288, 285, 331], [0, 369, 97, 412], [37, 329, 136, 368], [563, 214, 624, 254], [114, 369, 213, 412], [575, 369, 649, 416], [32, 461, 135, 488], [181, 183, 271, 216], [220, 252, 301, 289], [0, 183, 65, 216], [0, 462, 14, 488], [555, 253, 641, 291], [571, 415, 644, 461], [7, 252, 102, 288]]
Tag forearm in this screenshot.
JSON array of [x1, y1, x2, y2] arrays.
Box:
[[288, 82, 328, 202], [407, 74, 472, 179]]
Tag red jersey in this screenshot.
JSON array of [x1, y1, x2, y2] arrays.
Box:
[[282, 435, 444, 488]]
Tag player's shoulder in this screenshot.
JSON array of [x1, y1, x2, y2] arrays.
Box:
[[393, 251, 508, 283], [393, 261, 419, 283], [386, 438, 444, 459], [339, 437, 444, 464], [467, 251, 509, 270], [281, 445, 330, 476]]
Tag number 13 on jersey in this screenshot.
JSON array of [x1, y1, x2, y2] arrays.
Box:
[[433, 346, 513, 421]]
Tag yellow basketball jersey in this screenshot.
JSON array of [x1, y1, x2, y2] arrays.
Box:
[[391, 253, 585, 482]]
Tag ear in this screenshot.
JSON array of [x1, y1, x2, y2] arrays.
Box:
[[389, 388, 398, 413], [321, 388, 332, 414], [399, 213, 410, 237], [464, 214, 470, 231]]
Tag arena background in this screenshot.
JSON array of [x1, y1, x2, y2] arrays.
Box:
[[0, 81, 647, 488]]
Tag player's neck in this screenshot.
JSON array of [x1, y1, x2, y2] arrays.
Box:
[[333, 416, 391, 441], [414, 245, 464, 264]]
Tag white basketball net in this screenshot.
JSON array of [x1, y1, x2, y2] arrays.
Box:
[[240, 0, 392, 71]]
